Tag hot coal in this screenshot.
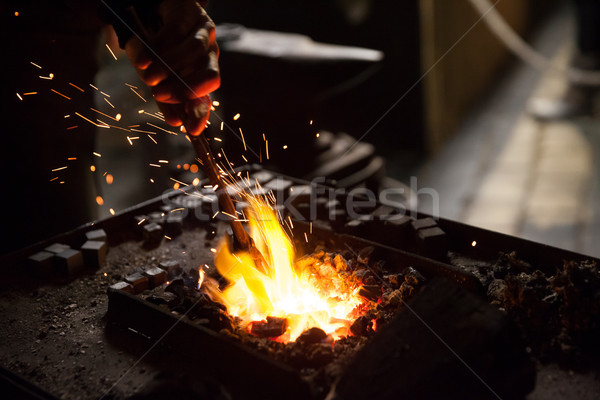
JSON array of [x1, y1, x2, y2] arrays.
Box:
[[250, 316, 289, 338]]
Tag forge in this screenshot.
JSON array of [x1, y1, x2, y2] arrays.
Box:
[[1, 165, 599, 400]]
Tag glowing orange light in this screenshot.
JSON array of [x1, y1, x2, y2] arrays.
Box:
[[190, 164, 199, 173], [209, 195, 366, 342], [96, 196, 104, 206], [106, 174, 114, 184], [173, 182, 180, 190], [192, 178, 200, 186], [14, 11, 19, 17], [183, 163, 190, 170], [90, 165, 96, 172], [109, 208, 115, 215]]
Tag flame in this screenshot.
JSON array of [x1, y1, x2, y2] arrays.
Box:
[[210, 195, 366, 342]]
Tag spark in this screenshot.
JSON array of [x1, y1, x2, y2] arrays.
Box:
[[39, 75, 53, 80], [96, 196, 104, 206], [22, 92, 37, 96], [100, 91, 110, 97], [164, 235, 172, 240], [212, 211, 219, 219], [150, 179, 154, 183], [103, 272, 108, 277], [158, 159, 168, 164], [90, 108, 119, 121], [304, 232, 309, 242], [30, 62, 42, 69], [115, 113, 121, 121], [147, 123, 176, 135], [109, 208, 115, 215], [169, 177, 188, 186], [69, 82, 84, 92], [52, 166, 67, 172], [104, 98, 115, 108], [130, 87, 146, 102], [105, 44, 118, 60], [283, 145, 288, 149], [265, 140, 269, 160], [213, 137, 222, 142], [210, 248, 217, 253], [126, 136, 133, 145], [96, 119, 111, 129], [189, 164, 199, 173], [14, 11, 19, 17], [220, 121, 224, 131], [147, 134, 157, 144], [89, 84, 98, 90], [108, 125, 129, 132], [90, 165, 96, 172], [51, 89, 71, 100], [149, 163, 161, 168], [106, 174, 114, 184], [67, 126, 78, 130], [241, 155, 248, 162], [142, 111, 165, 121], [316, 133, 320, 138], [471, 241, 477, 247], [67, 157, 77, 161], [288, 215, 294, 229], [233, 113, 240, 121], [49, 177, 58, 182], [192, 178, 200, 186], [239, 128, 246, 151], [16, 93, 22, 101], [212, 100, 220, 106], [130, 128, 156, 134], [124, 83, 137, 89], [221, 211, 236, 219], [310, 222, 313, 234], [171, 208, 184, 213], [309, 120, 313, 125], [93, 152, 101, 158]]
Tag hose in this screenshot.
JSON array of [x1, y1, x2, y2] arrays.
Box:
[[468, 0, 600, 85]]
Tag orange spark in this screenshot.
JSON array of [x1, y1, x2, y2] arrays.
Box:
[[130, 87, 146, 102], [96, 196, 104, 206], [106, 174, 114, 184], [52, 166, 67, 172], [69, 82, 84, 92], [105, 44, 118, 60], [233, 113, 240, 121], [51, 89, 71, 100]]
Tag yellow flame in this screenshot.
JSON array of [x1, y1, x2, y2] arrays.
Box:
[[212, 195, 365, 342]]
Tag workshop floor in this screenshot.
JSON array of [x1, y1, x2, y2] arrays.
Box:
[[414, 8, 600, 259]]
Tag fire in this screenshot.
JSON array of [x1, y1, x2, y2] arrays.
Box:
[[209, 195, 366, 342]]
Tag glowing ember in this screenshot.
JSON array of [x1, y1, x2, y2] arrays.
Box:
[[208, 195, 367, 343]]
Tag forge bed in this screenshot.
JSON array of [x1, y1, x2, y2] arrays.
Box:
[[1, 166, 600, 400]]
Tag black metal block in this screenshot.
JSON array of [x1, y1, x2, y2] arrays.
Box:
[[80, 240, 107, 268], [54, 248, 84, 275], [143, 223, 163, 245], [85, 228, 107, 242], [143, 267, 167, 288], [125, 272, 149, 294], [159, 260, 182, 279], [165, 213, 183, 237], [416, 226, 448, 260], [411, 217, 437, 231], [27, 251, 54, 276], [44, 243, 70, 255], [110, 281, 134, 294]]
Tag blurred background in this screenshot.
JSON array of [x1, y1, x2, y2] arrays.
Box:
[[5, 0, 600, 258]]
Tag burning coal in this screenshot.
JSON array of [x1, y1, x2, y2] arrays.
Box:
[[204, 194, 369, 342]]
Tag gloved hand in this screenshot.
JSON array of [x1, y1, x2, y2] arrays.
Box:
[[124, 0, 219, 135]]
